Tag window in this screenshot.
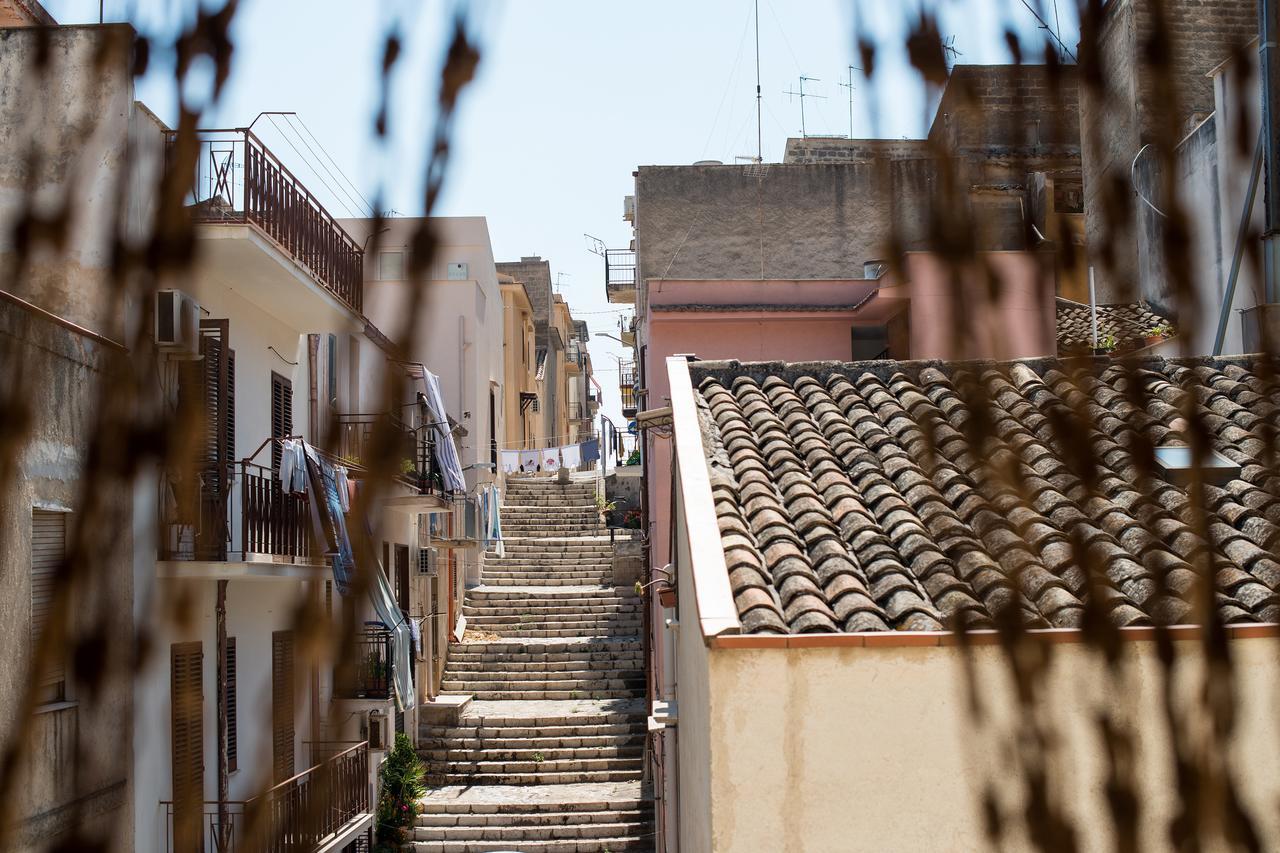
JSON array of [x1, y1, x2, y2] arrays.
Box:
[[446, 262, 468, 280], [225, 637, 238, 773], [272, 631, 295, 782], [170, 642, 204, 852], [31, 509, 67, 704], [271, 372, 293, 471], [378, 251, 404, 280]]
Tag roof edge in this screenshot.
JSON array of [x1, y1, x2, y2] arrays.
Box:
[[709, 623, 1280, 650], [669, 355, 742, 642]]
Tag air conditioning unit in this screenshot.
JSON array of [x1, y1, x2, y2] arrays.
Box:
[[417, 546, 437, 576], [155, 290, 201, 357]]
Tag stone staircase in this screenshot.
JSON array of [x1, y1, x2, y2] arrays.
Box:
[[417, 477, 653, 852]]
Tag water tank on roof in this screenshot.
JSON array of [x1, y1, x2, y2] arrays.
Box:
[[693, 160, 723, 166]]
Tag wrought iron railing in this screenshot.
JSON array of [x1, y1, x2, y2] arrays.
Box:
[[160, 448, 311, 563], [604, 248, 636, 301], [619, 362, 637, 413], [337, 413, 440, 496], [333, 626, 394, 701], [165, 128, 364, 313], [162, 741, 369, 853]]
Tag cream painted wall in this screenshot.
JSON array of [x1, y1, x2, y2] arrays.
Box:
[[687, 639, 1280, 853]]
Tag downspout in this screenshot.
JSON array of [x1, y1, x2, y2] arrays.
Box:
[[1215, 129, 1265, 354], [1260, 0, 1280, 303], [215, 580, 228, 829], [307, 334, 321, 742]]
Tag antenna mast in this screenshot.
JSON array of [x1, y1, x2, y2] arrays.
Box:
[[754, 0, 762, 163], [838, 65, 861, 139], [783, 76, 824, 138]]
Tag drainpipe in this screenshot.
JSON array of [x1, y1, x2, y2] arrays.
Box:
[[1261, 0, 1280, 304], [215, 580, 228, 828], [307, 335, 321, 742]]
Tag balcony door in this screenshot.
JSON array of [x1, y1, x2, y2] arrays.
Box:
[[177, 320, 234, 561]]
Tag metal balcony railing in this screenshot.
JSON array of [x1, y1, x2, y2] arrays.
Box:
[[337, 413, 440, 496], [160, 438, 313, 564], [333, 626, 394, 701], [604, 249, 636, 303], [163, 741, 369, 853], [619, 362, 637, 414], [166, 128, 365, 313]]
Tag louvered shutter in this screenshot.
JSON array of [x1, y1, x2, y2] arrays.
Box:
[[170, 642, 205, 853], [225, 637, 237, 773], [271, 631, 295, 782], [31, 509, 66, 700], [271, 373, 293, 472]]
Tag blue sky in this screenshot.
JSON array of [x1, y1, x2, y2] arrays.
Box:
[[48, 0, 1080, 432]]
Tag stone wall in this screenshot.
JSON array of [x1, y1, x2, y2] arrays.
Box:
[[497, 256, 553, 344]]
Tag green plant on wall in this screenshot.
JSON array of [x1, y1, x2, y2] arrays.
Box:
[[625, 449, 641, 466], [374, 733, 427, 851]]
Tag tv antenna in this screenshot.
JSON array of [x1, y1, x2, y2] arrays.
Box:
[[837, 65, 862, 139], [555, 272, 571, 292], [943, 36, 963, 70], [584, 233, 606, 258], [783, 75, 825, 138]]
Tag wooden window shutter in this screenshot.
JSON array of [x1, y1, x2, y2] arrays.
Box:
[[170, 642, 205, 853], [31, 509, 66, 701], [225, 637, 238, 773], [271, 631, 295, 782], [271, 372, 293, 472], [395, 544, 410, 613]]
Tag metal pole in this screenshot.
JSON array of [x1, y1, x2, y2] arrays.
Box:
[[754, 0, 762, 163], [1260, 0, 1280, 303], [1215, 128, 1265, 355], [1089, 267, 1099, 350], [799, 76, 806, 138]]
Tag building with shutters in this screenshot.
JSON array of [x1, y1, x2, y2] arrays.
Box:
[[0, 15, 470, 852]]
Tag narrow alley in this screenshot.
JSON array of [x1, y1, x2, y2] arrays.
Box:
[[415, 476, 653, 851]]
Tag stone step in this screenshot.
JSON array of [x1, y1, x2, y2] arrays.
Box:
[[421, 743, 643, 763], [442, 667, 642, 682], [453, 639, 641, 655], [418, 805, 650, 827], [426, 768, 644, 786], [485, 578, 619, 588], [441, 688, 643, 701], [413, 836, 651, 852], [463, 598, 637, 609], [463, 607, 640, 619], [464, 615, 641, 628], [422, 722, 646, 741], [477, 628, 640, 639], [445, 653, 645, 666], [414, 818, 650, 843], [418, 733, 646, 751]]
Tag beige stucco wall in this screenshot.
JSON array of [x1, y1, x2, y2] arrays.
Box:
[[683, 637, 1280, 852], [501, 281, 537, 450]]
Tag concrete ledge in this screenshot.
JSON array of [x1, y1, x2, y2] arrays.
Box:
[[422, 694, 472, 725]]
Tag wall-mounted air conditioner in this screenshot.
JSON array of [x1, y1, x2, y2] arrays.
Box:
[[366, 710, 386, 750], [155, 290, 201, 358], [417, 546, 437, 576]]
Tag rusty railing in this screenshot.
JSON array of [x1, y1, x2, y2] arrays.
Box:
[[165, 128, 365, 313], [240, 459, 311, 561], [162, 741, 369, 853]]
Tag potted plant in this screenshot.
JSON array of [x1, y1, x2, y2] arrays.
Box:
[[374, 733, 427, 852], [658, 584, 677, 609], [1143, 322, 1173, 347], [623, 509, 642, 530], [1095, 333, 1118, 356]]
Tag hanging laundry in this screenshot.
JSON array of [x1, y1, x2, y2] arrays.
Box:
[[542, 447, 561, 471], [334, 465, 351, 512], [501, 450, 522, 474], [418, 369, 467, 492], [561, 443, 582, 470], [580, 438, 600, 464], [488, 485, 504, 558]]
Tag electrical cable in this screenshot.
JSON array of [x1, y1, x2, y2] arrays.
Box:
[[264, 115, 365, 218], [288, 113, 376, 217]]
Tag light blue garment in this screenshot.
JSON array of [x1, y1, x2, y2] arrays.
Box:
[[419, 370, 466, 492]]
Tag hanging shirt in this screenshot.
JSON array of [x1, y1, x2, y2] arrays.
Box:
[[560, 443, 581, 470], [542, 447, 561, 471], [519, 450, 539, 473], [501, 450, 522, 474], [580, 438, 600, 463], [334, 466, 351, 512]]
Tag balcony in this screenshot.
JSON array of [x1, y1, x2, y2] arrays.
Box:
[[167, 128, 365, 326], [163, 741, 370, 853], [333, 625, 394, 701], [604, 249, 636, 304], [159, 439, 321, 579], [337, 412, 447, 513], [619, 361, 638, 418], [568, 401, 592, 423]]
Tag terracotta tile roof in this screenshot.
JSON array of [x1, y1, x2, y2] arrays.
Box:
[[691, 355, 1280, 635], [1056, 298, 1174, 352]]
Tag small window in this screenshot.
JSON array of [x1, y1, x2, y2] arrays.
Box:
[[446, 262, 468, 280], [1154, 445, 1241, 487], [31, 509, 67, 704], [378, 251, 404, 280]]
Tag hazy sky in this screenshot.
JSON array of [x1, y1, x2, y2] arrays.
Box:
[[47, 0, 1080, 434]]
